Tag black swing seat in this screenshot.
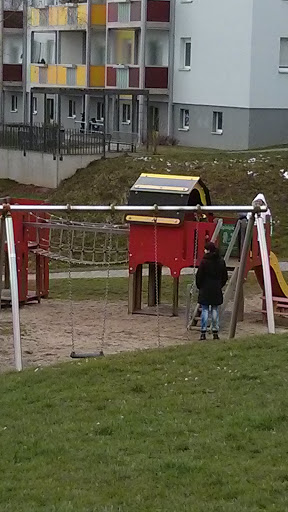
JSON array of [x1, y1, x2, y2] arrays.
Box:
[[70, 350, 104, 359]]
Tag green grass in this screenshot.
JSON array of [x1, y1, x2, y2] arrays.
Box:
[[1, 334, 288, 511], [48, 271, 267, 302]]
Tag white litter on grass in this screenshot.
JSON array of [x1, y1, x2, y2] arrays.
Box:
[[247, 171, 253, 175], [166, 161, 171, 166], [248, 158, 256, 163], [283, 171, 288, 179], [166, 168, 171, 173]]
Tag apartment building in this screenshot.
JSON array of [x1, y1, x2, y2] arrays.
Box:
[[2, 0, 288, 150]]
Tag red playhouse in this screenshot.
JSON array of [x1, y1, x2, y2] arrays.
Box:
[[126, 173, 284, 319]]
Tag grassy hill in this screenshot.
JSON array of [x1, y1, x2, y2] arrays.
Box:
[[0, 146, 287, 255], [1, 334, 288, 511]]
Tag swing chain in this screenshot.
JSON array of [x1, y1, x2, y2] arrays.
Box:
[[67, 218, 75, 354], [187, 216, 200, 330], [101, 208, 114, 352], [154, 210, 160, 347]]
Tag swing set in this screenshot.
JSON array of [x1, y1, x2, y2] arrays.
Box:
[[0, 188, 275, 372]]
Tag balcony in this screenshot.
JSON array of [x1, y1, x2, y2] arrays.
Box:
[[4, 10, 23, 29], [30, 64, 105, 87], [147, 0, 170, 22], [30, 4, 88, 28], [3, 64, 22, 82]]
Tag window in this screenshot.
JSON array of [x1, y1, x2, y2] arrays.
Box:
[[180, 108, 189, 130], [180, 38, 191, 69], [279, 38, 288, 69], [68, 99, 76, 118], [33, 97, 38, 115], [96, 102, 104, 121], [212, 111, 223, 134], [11, 95, 18, 113], [122, 103, 131, 124]]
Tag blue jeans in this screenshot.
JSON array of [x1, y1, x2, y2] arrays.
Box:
[[201, 305, 219, 333]]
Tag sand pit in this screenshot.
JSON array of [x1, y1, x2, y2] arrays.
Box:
[[1, 294, 287, 373]]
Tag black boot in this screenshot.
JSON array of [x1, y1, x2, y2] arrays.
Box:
[[199, 332, 206, 341], [213, 332, 219, 340]]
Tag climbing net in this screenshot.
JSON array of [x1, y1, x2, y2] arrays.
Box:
[[26, 212, 129, 267]]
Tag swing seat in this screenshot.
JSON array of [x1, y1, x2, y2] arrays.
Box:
[[70, 350, 104, 359]]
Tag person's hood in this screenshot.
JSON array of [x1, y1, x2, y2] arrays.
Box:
[[253, 193, 267, 206]]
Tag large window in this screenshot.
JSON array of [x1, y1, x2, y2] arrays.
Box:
[[122, 103, 131, 124], [180, 38, 191, 69], [180, 108, 189, 130], [31, 33, 56, 64], [279, 37, 288, 69], [212, 111, 223, 134]]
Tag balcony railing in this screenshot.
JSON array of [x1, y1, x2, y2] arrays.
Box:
[[145, 66, 168, 88], [106, 66, 140, 88], [30, 64, 86, 87], [107, 0, 170, 23], [30, 64, 105, 87], [4, 10, 23, 29], [147, 0, 170, 22], [108, 1, 141, 23], [106, 65, 168, 89], [3, 64, 22, 82], [30, 4, 88, 27]]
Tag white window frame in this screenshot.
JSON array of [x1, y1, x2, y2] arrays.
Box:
[[180, 38, 191, 70], [96, 101, 104, 122], [11, 95, 18, 113], [279, 37, 288, 73], [33, 96, 38, 115], [179, 108, 189, 131], [68, 99, 76, 119], [212, 111, 223, 135], [122, 103, 131, 124]]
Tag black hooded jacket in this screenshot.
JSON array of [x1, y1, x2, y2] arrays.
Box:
[[196, 251, 228, 306]]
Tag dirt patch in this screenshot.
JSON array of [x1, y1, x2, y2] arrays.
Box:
[[0, 296, 287, 372]]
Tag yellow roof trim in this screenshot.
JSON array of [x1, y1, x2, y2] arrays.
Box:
[[134, 184, 189, 192], [140, 173, 200, 181], [126, 215, 180, 225]]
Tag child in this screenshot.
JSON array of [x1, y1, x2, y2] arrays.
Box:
[[196, 242, 228, 340]]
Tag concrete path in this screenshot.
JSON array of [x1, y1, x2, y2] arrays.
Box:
[[45, 261, 288, 279]]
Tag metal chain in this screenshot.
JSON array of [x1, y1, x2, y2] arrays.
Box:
[[154, 216, 160, 347], [67, 222, 75, 354], [101, 217, 113, 353], [187, 218, 200, 330]]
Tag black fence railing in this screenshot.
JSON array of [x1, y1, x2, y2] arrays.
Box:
[[0, 124, 104, 156]]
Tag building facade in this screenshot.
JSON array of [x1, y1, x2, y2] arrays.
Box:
[[1, 0, 288, 150]]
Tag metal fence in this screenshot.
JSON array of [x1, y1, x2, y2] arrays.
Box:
[[0, 124, 104, 156]]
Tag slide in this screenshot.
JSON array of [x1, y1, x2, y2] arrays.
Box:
[[254, 251, 288, 298]]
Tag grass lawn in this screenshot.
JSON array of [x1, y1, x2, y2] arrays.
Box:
[[1, 334, 288, 511]]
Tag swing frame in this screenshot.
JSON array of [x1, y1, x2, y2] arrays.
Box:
[[0, 202, 273, 372]]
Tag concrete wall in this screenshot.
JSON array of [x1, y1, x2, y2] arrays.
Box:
[[173, 104, 250, 150], [0, 149, 102, 188], [250, 0, 288, 109], [173, 0, 253, 108], [248, 109, 288, 148]]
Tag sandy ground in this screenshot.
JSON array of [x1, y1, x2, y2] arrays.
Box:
[[1, 294, 287, 373]]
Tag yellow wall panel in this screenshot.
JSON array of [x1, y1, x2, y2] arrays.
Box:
[[58, 6, 67, 26], [30, 65, 39, 83], [47, 65, 57, 84], [90, 66, 105, 87], [76, 66, 86, 86], [49, 6, 58, 26], [77, 4, 87, 25], [30, 8, 40, 26], [57, 66, 67, 86], [91, 5, 106, 25]]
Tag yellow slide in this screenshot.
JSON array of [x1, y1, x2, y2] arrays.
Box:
[[254, 251, 288, 298]]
